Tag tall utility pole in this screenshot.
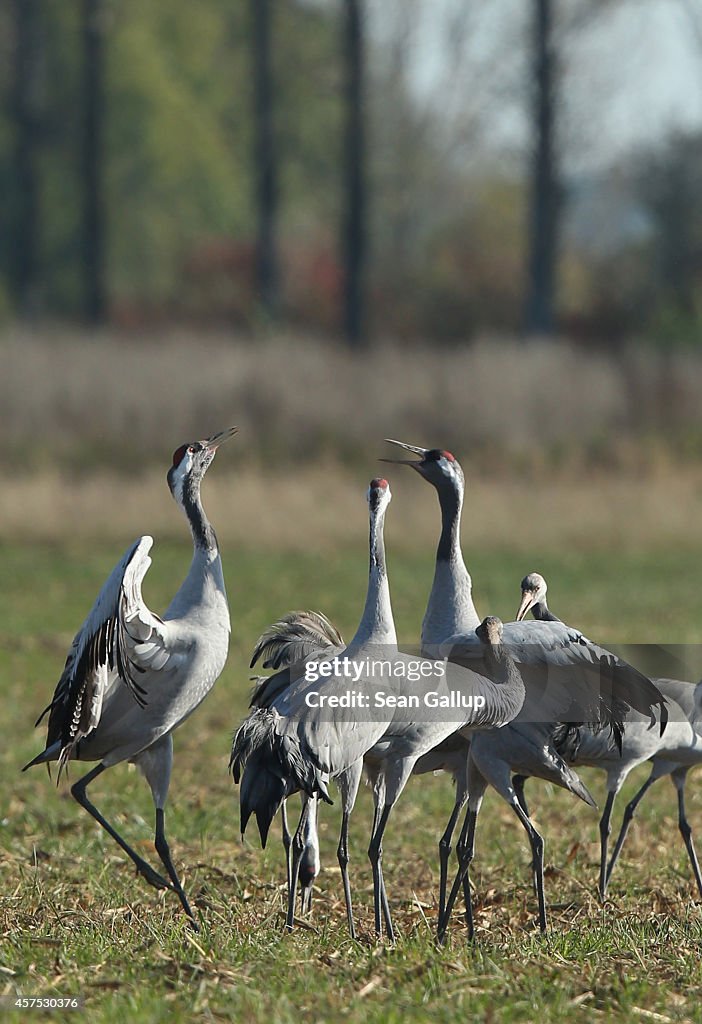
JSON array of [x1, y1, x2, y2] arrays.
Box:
[[81, 0, 107, 324], [251, 0, 280, 322], [524, 0, 559, 336], [341, 0, 366, 348], [11, 0, 41, 318]]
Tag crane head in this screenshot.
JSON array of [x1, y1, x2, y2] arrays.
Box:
[[475, 615, 503, 646], [381, 439, 464, 491], [367, 477, 391, 515], [167, 426, 237, 500], [516, 572, 548, 621]]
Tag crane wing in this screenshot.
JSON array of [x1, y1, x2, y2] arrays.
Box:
[[27, 536, 175, 776], [442, 620, 667, 748]]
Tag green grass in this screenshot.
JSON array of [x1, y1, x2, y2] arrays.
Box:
[[3, 539, 702, 1023]]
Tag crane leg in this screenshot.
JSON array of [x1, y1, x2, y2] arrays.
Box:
[[368, 804, 394, 942], [438, 798, 462, 927], [437, 807, 477, 945], [300, 885, 313, 916], [337, 809, 356, 939], [299, 793, 320, 916], [71, 764, 173, 893], [455, 812, 475, 933], [512, 800, 546, 933], [605, 775, 657, 893], [512, 776, 538, 898], [286, 800, 310, 931], [281, 800, 293, 896], [597, 791, 615, 901], [336, 761, 362, 939], [673, 771, 702, 900], [154, 808, 198, 930], [513, 775, 530, 817]]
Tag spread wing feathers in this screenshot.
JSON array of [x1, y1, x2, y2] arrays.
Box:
[[249, 610, 345, 670], [28, 537, 171, 777], [442, 620, 668, 750]]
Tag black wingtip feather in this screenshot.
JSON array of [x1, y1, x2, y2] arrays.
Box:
[[658, 699, 669, 737], [256, 810, 272, 848]]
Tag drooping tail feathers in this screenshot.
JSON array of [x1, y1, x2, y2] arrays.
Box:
[[230, 707, 332, 847]]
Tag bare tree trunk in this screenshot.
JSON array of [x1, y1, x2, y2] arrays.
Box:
[[81, 0, 107, 324], [251, 0, 279, 322], [524, 0, 559, 336], [341, 0, 366, 348], [10, 0, 41, 318]]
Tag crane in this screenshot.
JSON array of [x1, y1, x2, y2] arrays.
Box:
[[23, 427, 237, 929], [249, 610, 345, 917], [381, 440, 477, 924], [232, 478, 399, 936], [517, 572, 699, 902], [383, 440, 668, 938], [438, 675, 598, 941]]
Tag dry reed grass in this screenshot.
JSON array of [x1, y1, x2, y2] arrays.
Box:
[[3, 326, 702, 473], [4, 462, 702, 552], [5, 325, 702, 551]]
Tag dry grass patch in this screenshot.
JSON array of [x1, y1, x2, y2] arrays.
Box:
[[4, 326, 702, 473], [4, 463, 702, 554]]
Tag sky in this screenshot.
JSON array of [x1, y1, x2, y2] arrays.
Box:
[[365, 0, 702, 172]]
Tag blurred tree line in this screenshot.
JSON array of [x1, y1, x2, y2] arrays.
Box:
[[1, 0, 701, 346]]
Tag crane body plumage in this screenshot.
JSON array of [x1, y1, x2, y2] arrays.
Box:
[[24, 427, 236, 928]]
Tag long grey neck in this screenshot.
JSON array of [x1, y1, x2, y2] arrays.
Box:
[[491, 647, 526, 724], [422, 483, 479, 650], [347, 511, 397, 652], [460, 648, 526, 730], [166, 476, 227, 622], [181, 474, 219, 561], [531, 599, 560, 623]]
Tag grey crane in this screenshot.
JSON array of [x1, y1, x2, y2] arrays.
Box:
[[438, 673, 598, 941], [437, 606, 667, 938], [231, 478, 529, 941], [381, 440, 478, 923], [598, 685, 702, 900], [382, 441, 668, 939], [249, 610, 345, 916], [518, 572, 700, 901], [232, 478, 399, 936], [23, 427, 236, 929]]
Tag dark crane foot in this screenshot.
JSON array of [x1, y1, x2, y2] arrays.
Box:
[[135, 860, 174, 891]]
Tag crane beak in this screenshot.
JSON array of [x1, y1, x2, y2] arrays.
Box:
[[515, 590, 536, 622], [204, 426, 238, 450], [379, 438, 428, 467]]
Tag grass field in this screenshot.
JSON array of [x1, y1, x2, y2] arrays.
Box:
[[3, 528, 702, 1024]]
